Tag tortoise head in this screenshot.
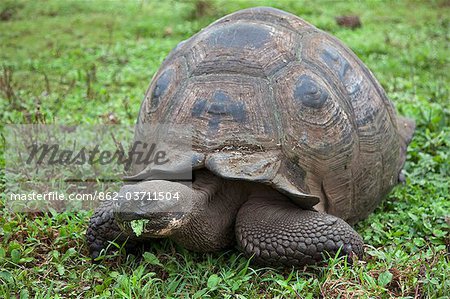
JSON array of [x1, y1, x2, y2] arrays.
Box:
[[114, 180, 196, 238]]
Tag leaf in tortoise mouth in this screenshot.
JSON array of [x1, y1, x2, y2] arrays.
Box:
[[130, 219, 149, 237]]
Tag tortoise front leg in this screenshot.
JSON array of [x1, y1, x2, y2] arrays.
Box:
[[86, 201, 136, 259], [235, 191, 364, 266]]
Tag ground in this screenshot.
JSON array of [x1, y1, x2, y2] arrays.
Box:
[[0, 0, 449, 298]]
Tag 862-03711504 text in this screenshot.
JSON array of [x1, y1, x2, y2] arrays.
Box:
[[8, 191, 181, 201]]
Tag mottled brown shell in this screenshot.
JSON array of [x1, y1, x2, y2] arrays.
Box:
[[135, 7, 415, 223]]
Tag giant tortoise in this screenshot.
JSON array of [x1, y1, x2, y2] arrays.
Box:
[[86, 7, 415, 266]]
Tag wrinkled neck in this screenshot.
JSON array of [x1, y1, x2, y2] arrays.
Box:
[[171, 171, 250, 251]]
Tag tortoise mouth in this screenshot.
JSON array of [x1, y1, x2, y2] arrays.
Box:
[[117, 211, 186, 223], [118, 211, 188, 237]]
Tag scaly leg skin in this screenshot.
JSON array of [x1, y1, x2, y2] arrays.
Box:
[[86, 201, 137, 259], [235, 193, 364, 266]]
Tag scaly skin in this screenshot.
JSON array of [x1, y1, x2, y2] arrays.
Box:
[[86, 200, 137, 259], [235, 194, 363, 266]]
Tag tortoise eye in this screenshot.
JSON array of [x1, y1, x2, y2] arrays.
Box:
[[294, 75, 328, 109]]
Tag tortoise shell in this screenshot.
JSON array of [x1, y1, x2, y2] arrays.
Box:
[[133, 7, 413, 224]]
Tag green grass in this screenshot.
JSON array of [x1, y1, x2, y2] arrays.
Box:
[[1, 0, 449, 298]]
